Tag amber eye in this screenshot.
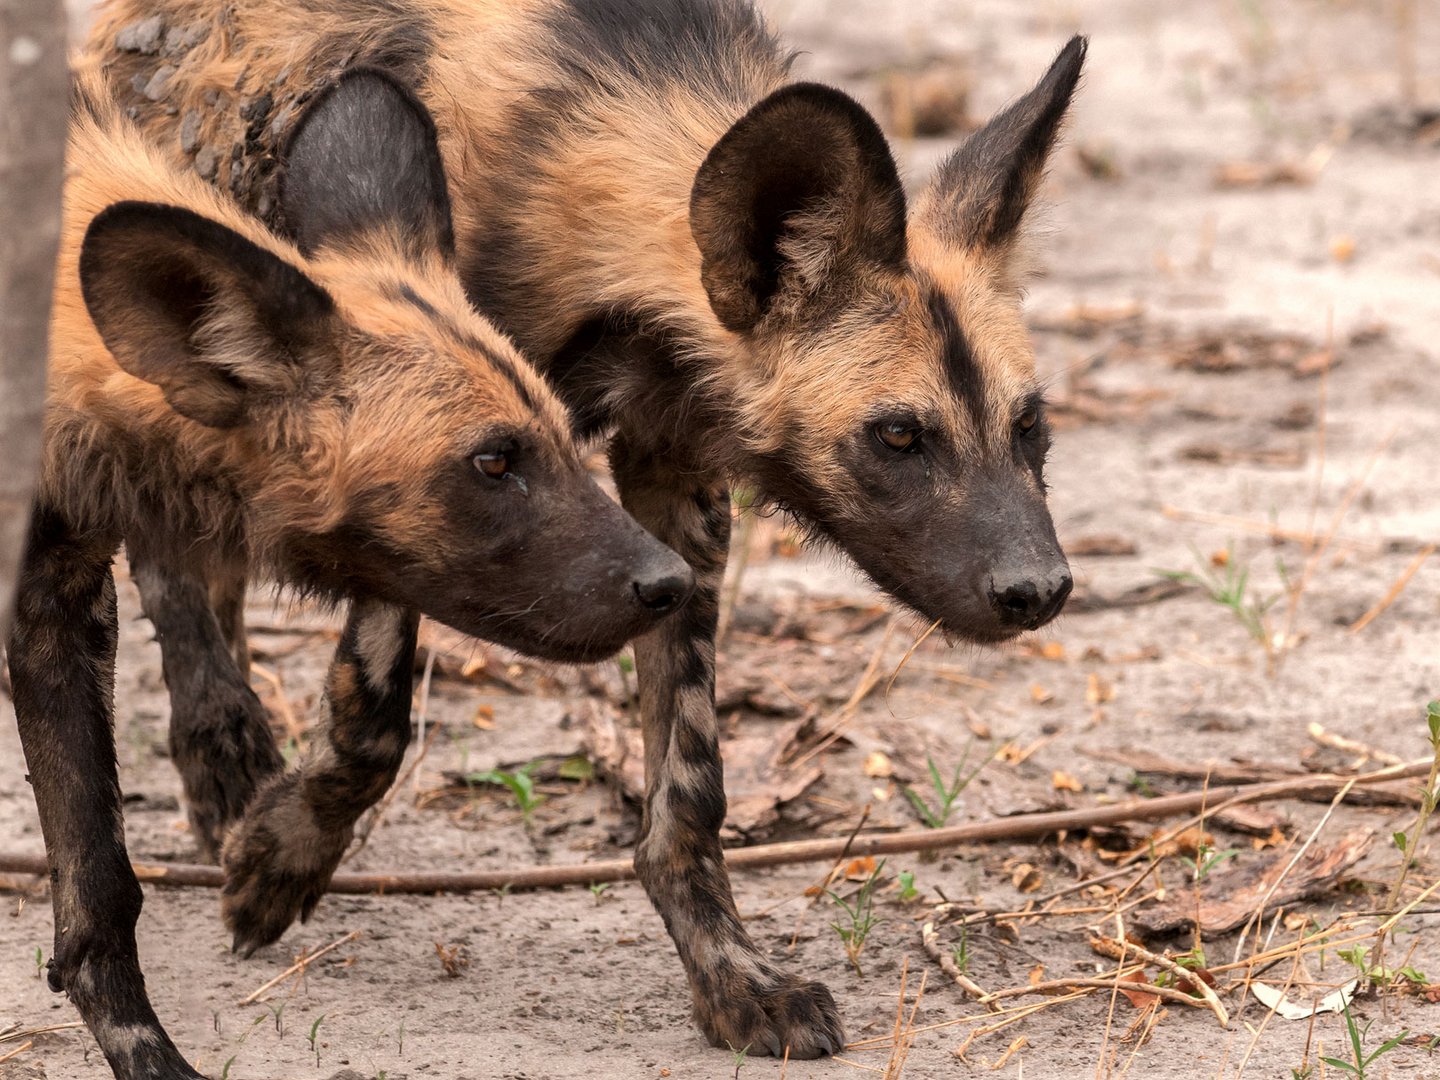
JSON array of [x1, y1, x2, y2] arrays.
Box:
[[472, 450, 509, 479], [1017, 408, 1040, 434], [875, 421, 921, 453]]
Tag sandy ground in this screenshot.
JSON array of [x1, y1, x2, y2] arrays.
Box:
[[6, 1, 1440, 1077]]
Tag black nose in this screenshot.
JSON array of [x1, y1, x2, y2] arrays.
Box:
[[633, 565, 696, 614], [988, 567, 1073, 630]]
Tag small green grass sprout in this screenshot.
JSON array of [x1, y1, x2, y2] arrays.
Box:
[[1322, 999, 1407, 1079], [827, 859, 885, 976], [902, 744, 995, 829], [465, 761, 546, 822]]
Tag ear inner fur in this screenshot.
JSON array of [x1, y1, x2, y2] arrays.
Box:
[[79, 199, 336, 428], [690, 82, 907, 332], [918, 35, 1087, 253]]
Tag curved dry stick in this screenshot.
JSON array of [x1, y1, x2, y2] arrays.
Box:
[[919, 919, 989, 1003], [1091, 934, 1229, 1027]]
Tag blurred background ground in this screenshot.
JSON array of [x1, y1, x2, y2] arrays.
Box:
[[5, 1, 1440, 1077]]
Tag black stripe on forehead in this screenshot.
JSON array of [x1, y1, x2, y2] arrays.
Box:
[[389, 282, 540, 414], [923, 281, 987, 423]]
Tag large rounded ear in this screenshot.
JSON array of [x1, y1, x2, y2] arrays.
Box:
[[80, 201, 336, 428], [279, 67, 455, 260], [918, 36, 1086, 255], [690, 83, 907, 334]]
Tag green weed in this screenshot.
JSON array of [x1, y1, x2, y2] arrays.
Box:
[[895, 870, 919, 903], [902, 746, 995, 829], [828, 860, 885, 976], [1158, 544, 1280, 650], [1336, 945, 1426, 990], [728, 1042, 749, 1078], [1155, 945, 1206, 989], [1180, 841, 1239, 883], [1387, 700, 1440, 909], [307, 1014, 325, 1069], [466, 762, 546, 822], [1322, 999, 1407, 1079], [951, 923, 972, 975]]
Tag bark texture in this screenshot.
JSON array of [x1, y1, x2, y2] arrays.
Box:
[[0, 0, 67, 632]]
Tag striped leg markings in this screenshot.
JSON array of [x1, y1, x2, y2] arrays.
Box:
[[221, 597, 418, 954], [611, 437, 844, 1059]]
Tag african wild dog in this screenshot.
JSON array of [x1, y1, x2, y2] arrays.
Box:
[[12, 67, 692, 1079], [87, 0, 1085, 1057]]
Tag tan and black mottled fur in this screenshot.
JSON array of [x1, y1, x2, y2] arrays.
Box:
[[84, 0, 1086, 1059], [11, 68, 692, 1080]]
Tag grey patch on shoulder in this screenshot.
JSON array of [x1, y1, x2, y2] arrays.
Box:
[[180, 109, 203, 155], [195, 145, 221, 180], [142, 65, 177, 102], [163, 20, 210, 57], [115, 15, 165, 55]]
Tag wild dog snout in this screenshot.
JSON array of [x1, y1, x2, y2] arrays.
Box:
[[632, 554, 696, 614], [988, 562, 1072, 631]]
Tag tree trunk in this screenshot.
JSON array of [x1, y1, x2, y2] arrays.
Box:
[[0, 0, 67, 634]]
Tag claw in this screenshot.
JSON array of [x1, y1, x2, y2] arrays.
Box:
[[762, 1033, 782, 1058]]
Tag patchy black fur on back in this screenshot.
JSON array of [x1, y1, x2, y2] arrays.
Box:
[[542, 0, 786, 92]]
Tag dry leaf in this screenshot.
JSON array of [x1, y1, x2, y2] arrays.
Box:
[[1066, 534, 1137, 558], [1252, 827, 1286, 850], [1117, 970, 1161, 1009], [863, 750, 894, 778], [472, 704, 496, 730], [1086, 673, 1116, 705], [1134, 829, 1375, 936], [1039, 641, 1067, 661], [1075, 140, 1122, 181], [1329, 234, 1356, 263], [967, 715, 993, 740], [1010, 862, 1043, 893], [1027, 963, 1047, 987], [1052, 770, 1084, 793], [1029, 684, 1054, 706], [1251, 978, 1357, 1020], [844, 856, 878, 882], [1213, 159, 1314, 188]]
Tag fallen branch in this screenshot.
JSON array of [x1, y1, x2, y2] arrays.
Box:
[[0, 760, 1428, 895]]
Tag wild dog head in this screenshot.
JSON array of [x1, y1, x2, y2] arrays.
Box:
[[691, 39, 1085, 642], [79, 69, 693, 660]]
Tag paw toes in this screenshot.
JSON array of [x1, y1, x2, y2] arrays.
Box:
[[700, 972, 844, 1059]]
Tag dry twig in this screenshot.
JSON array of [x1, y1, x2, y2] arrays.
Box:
[[239, 929, 361, 1005]]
